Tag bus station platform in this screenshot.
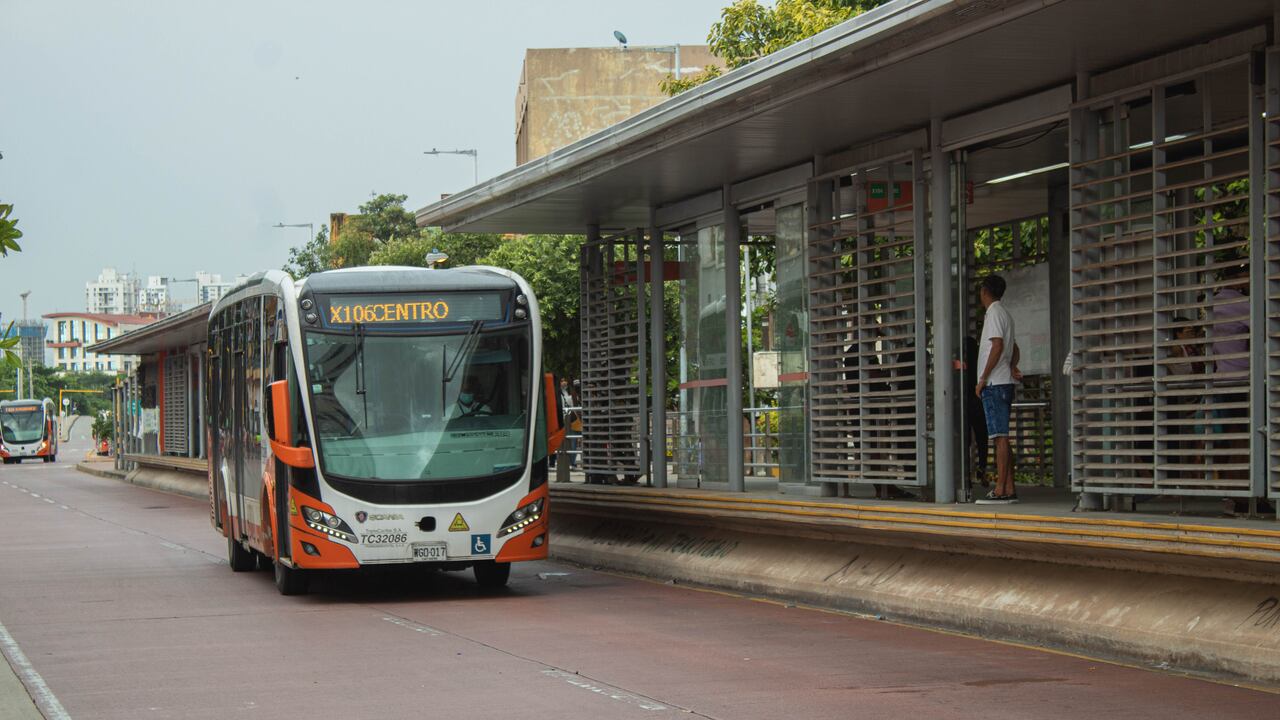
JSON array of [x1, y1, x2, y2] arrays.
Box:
[[547, 483, 1280, 687]]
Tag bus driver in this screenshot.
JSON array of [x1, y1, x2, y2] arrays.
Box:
[[452, 376, 493, 418]]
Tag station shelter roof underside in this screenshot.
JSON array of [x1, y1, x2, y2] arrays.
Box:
[[415, 0, 1276, 235]]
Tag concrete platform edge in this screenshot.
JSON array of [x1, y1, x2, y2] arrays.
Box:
[[76, 462, 206, 501], [549, 510, 1280, 688]]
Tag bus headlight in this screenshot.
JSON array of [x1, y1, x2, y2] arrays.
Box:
[[498, 498, 544, 537], [300, 506, 358, 543]]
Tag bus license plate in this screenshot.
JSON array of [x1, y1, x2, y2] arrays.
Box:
[[412, 543, 448, 561]]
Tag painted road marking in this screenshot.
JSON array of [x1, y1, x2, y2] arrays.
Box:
[[381, 616, 443, 636], [0, 619, 71, 720], [541, 670, 670, 712]]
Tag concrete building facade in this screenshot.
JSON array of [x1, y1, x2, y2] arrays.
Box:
[[86, 268, 140, 316], [515, 46, 720, 165], [45, 312, 156, 374], [86, 268, 242, 315]]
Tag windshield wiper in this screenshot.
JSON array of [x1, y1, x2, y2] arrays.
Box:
[[444, 320, 484, 384], [354, 322, 368, 426]]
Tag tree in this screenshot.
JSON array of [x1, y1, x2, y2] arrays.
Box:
[[0, 202, 23, 363], [356, 193, 418, 244], [0, 203, 21, 257], [0, 366, 116, 417], [479, 235, 583, 379], [369, 228, 505, 268], [661, 0, 890, 95], [283, 226, 331, 278]]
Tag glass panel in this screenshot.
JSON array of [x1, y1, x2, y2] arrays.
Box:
[[1, 404, 45, 444], [679, 224, 729, 485], [303, 327, 531, 482], [774, 203, 808, 484]]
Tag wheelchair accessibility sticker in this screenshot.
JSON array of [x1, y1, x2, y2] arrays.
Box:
[[471, 534, 491, 555]]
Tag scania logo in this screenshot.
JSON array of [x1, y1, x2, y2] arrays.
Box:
[[355, 511, 368, 523]]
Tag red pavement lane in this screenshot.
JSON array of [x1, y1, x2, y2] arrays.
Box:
[[0, 458, 1274, 719]]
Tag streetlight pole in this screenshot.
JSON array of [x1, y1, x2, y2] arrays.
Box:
[[613, 32, 682, 80], [423, 148, 479, 186], [274, 222, 314, 239], [19, 290, 32, 398]]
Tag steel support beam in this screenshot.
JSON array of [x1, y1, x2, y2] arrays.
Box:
[[635, 228, 649, 484], [724, 194, 745, 492], [649, 215, 668, 488], [1248, 51, 1267, 502], [1048, 184, 1071, 488], [930, 119, 956, 504]]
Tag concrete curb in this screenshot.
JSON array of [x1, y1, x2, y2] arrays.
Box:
[[74, 462, 127, 481], [550, 511, 1280, 687], [75, 462, 207, 501]]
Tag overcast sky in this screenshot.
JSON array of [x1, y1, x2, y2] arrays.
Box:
[[0, 0, 727, 322]]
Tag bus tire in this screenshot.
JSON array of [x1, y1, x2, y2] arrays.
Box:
[[473, 561, 511, 589], [274, 559, 308, 596], [227, 534, 256, 572]]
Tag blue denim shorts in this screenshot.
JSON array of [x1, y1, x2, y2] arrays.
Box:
[[980, 384, 1015, 438]]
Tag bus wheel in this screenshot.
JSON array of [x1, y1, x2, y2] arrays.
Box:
[[274, 559, 309, 596], [227, 535, 256, 572], [473, 561, 511, 590]]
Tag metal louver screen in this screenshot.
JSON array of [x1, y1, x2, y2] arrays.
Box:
[[579, 237, 643, 477], [163, 353, 189, 455], [1070, 61, 1258, 495], [1267, 50, 1280, 500], [807, 153, 927, 486]]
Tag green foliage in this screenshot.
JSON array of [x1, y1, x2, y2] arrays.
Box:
[[370, 228, 505, 268], [0, 202, 24, 363], [0, 323, 19, 364], [0, 203, 22, 257], [92, 414, 114, 442], [283, 225, 331, 278], [0, 366, 116, 417], [479, 235, 584, 379], [357, 193, 418, 243], [330, 216, 380, 268], [662, 0, 891, 95]]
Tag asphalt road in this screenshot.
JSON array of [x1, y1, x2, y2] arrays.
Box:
[[0, 444, 1275, 719]]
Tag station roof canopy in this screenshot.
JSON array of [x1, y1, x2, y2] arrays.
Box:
[[415, 0, 1274, 235], [88, 302, 211, 356]]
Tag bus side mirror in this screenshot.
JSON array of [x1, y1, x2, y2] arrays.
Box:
[[544, 373, 565, 456], [268, 380, 314, 469]]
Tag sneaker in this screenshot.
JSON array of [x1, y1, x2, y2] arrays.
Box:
[[1005, 494, 1020, 504]]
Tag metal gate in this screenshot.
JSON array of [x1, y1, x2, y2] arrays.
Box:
[[162, 352, 188, 456], [579, 235, 645, 479], [807, 151, 928, 487], [1069, 58, 1262, 495]]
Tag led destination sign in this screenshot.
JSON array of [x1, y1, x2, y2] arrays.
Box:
[[320, 292, 505, 328], [1, 406, 39, 414]]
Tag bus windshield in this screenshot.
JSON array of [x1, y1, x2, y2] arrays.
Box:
[[1, 405, 45, 444], [303, 326, 531, 482]]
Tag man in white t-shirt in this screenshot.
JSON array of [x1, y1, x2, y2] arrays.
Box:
[[975, 274, 1022, 503]]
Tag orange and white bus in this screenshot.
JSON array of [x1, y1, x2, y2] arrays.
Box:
[[207, 266, 564, 595], [0, 398, 58, 464]]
